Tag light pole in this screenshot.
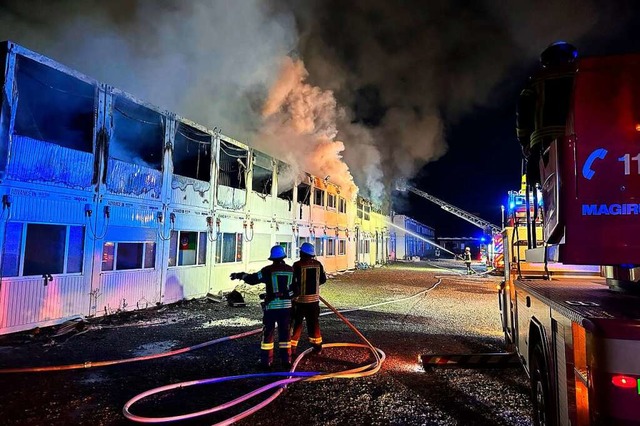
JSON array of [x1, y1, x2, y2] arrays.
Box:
[[501, 205, 505, 229]]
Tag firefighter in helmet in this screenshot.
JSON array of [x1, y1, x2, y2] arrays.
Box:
[[290, 242, 327, 355], [463, 246, 472, 274], [230, 245, 294, 369]]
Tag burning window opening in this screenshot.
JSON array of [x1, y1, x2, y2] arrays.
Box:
[[173, 122, 212, 182], [14, 55, 94, 153], [218, 140, 247, 190], [276, 161, 295, 203], [297, 182, 310, 206], [111, 95, 164, 170], [251, 150, 273, 196]]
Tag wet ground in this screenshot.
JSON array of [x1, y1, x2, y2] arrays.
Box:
[[0, 261, 532, 425]]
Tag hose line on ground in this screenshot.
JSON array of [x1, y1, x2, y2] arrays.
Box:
[[0, 328, 262, 374], [0, 278, 446, 424], [122, 295, 387, 425]]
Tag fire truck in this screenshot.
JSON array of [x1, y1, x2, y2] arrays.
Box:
[[498, 42, 640, 425]]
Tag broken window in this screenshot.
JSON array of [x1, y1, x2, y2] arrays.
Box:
[[297, 182, 311, 206], [364, 204, 371, 221], [252, 150, 273, 196], [14, 56, 95, 152], [314, 188, 325, 206], [277, 161, 294, 201], [173, 122, 212, 182], [357, 200, 364, 219], [218, 140, 247, 189], [111, 95, 164, 170]]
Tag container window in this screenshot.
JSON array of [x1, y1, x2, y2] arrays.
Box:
[[277, 241, 292, 259], [326, 238, 335, 256], [102, 242, 115, 271], [178, 231, 197, 266], [314, 238, 324, 257], [14, 56, 94, 153], [66, 226, 85, 273], [198, 232, 207, 265], [222, 232, 236, 263], [327, 194, 336, 209], [168, 231, 178, 267], [144, 242, 156, 269], [173, 122, 211, 182], [24, 224, 66, 276], [297, 183, 311, 205], [218, 140, 247, 189], [338, 239, 346, 255], [277, 162, 294, 201], [116, 242, 144, 270], [296, 236, 309, 258], [314, 188, 325, 206], [338, 197, 347, 213], [1, 222, 23, 277], [111, 95, 164, 170]]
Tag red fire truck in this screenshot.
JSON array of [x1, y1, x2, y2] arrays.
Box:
[[498, 42, 640, 425]]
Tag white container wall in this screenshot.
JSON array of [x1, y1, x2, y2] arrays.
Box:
[[0, 42, 407, 336]]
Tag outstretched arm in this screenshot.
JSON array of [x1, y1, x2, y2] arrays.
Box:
[[230, 270, 264, 285]]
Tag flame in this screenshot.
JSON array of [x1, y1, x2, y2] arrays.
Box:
[[257, 57, 357, 200]]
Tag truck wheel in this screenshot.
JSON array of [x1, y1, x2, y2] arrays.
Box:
[[530, 343, 553, 426]]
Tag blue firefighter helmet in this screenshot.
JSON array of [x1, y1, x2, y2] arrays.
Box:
[[268, 245, 287, 260], [300, 242, 315, 256], [540, 41, 578, 68]]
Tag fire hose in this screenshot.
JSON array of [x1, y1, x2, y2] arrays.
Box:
[[0, 279, 443, 424]]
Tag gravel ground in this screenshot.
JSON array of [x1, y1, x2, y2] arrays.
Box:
[[0, 262, 532, 425]]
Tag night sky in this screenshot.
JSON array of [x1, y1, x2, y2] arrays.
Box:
[[2, 0, 640, 238]]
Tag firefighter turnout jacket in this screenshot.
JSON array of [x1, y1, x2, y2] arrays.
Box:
[[243, 261, 294, 310], [291, 257, 327, 352], [242, 260, 294, 366], [292, 257, 327, 303]]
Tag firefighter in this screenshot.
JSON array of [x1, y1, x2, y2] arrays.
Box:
[[290, 242, 327, 355], [463, 246, 472, 274], [230, 245, 294, 369]]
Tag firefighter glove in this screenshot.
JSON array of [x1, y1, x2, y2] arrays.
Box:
[[230, 272, 246, 281]]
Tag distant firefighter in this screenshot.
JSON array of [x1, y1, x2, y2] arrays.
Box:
[[290, 242, 327, 355], [230, 245, 294, 369], [463, 246, 472, 275]]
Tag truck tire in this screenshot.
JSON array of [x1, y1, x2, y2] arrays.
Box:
[[530, 342, 553, 426]]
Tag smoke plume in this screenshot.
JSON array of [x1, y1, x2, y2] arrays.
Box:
[[257, 57, 357, 199], [1, 0, 636, 207]]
